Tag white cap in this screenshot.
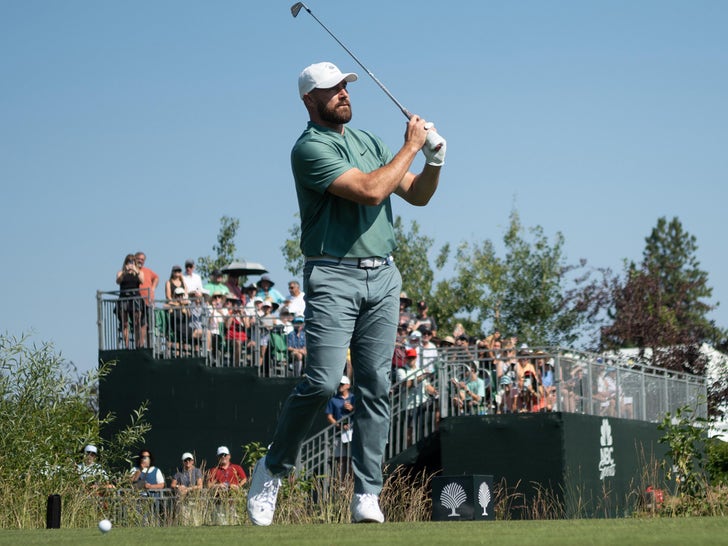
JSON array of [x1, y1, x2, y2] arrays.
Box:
[[84, 444, 98, 454], [340, 375, 350, 385], [298, 62, 358, 98], [216, 446, 230, 456], [181, 452, 194, 461]]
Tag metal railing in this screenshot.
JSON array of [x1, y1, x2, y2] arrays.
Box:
[[102, 487, 247, 527], [296, 347, 707, 498], [97, 291, 305, 377]]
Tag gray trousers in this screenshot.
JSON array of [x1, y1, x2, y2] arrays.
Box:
[[266, 260, 401, 495]]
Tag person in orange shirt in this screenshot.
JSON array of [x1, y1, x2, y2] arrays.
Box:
[[135, 251, 159, 348]]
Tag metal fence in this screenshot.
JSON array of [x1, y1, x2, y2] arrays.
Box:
[[102, 487, 246, 527], [97, 291, 305, 377], [296, 346, 707, 497]]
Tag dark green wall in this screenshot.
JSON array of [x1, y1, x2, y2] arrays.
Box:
[[99, 350, 326, 477], [439, 413, 667, 518]]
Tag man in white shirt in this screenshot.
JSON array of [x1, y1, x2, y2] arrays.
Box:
[[285, 280, 306, 317], [183, 259, 204, 293]]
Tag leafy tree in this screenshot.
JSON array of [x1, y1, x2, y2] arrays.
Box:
[[393, 216, 437, 302], [434, 210, 611, 345], [602, 217, 724, 372], [196, 216, 241, 282], [281, 214, 303, 278], [0, 333, 150, 528]]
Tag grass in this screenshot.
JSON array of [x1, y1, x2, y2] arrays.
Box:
[[1, 518, 727, 546]]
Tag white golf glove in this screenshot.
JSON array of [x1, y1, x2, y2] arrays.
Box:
[[422, 123, 446, 166]]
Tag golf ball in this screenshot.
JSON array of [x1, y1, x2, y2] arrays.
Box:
[[98, 519, 112, 533]]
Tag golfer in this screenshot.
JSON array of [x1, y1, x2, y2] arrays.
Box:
[[247, 61, 446, 525]]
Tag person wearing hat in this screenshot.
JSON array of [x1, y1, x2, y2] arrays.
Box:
[[171, 452, 203, 495], [225, 294, 250, 367], [165, 265, 188, 301], [183, 259, 204, 294], [247, 61, 446, 527], [287, 315, 307, 376], [451, 362, 486, 416], [208, 446, 247, 490], [398, 292, 415, 330], [325, 375, 356, 477], [77, 444, 109, 486], [171, 452, 203, 525], [395, 348, 436, 444], [414, 300, 438, 337], [256, 275, 285, 306]]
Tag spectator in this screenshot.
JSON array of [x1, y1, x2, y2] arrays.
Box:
[[391, 325, 408, 374], [204, 270, 230, 297], [516, 354, 540, 412], [285, 280, 306, 317], [115, 254, 145, 349], [171, 452, 203, 526], [596, 366, 617, 416], [256, 275, 285, 306], [183, 259, 204, 294], [396, 348, 435, 445], [165, 265, 188, 300], [225, 294, 249, 366], [406, 329, 422, 353], [171, 452, 203, 495], [209, 292, 228, 363], [419, 329, 439, 375], [207, 446, 247, 490], [454, 334, 475, 362], [479, 330, 502, 360], [535, 352, 555, 411], [77, 444, 109, 486], [225, 272, 245, 302], [414, 300, 438, 337], [188, 290, 212, 356], [451, 362, 486, 415], [166, 286, 191, 357], [562, 363, 587, 413], [398, 292, 415, 331], [130, 448, 165, 495], [135, 251, 159, 347], [287, 315, 307, 376], [496, 355, 517, 414], [208, 445, 247, 526], [243, 284, 258, 315], [326, 375, 356, 478], [278, 307, 294, 335]]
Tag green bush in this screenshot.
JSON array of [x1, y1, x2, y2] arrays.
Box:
[[0, 333, 149, 528], [707, 437, 728, 486]]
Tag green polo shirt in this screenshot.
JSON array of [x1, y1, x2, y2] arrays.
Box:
[[291, 121, 397, 258]]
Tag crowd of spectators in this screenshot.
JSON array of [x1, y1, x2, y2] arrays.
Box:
[[112, 256, 629, 419], [112, 252, 307, 374]]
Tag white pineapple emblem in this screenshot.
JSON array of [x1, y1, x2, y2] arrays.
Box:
[[440, 482, 467, 517], [478, 482, 491, 515]]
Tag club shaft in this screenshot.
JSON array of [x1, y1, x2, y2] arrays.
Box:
[[300, 6, 411, 119]]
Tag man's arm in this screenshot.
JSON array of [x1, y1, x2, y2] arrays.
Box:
[[327, 116, 431, 206]]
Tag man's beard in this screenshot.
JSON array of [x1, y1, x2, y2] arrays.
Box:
[[316, 98, 352, 125]]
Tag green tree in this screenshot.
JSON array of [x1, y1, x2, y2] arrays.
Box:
[[196, 216, 241, 282], [281, 214, 303, 278], [602, 217, 724, 362], [0, 334, 150, 528], [393, 216, 437, 302], [434, 210, 610, 345]]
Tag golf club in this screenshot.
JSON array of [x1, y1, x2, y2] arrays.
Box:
[[290, 2, 444, 155], [291, 2, 412, 119]]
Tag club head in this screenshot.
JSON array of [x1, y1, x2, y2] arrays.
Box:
[[290, 2, 307, 18]]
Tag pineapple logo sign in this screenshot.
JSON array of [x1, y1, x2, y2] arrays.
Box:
[[598, 418, 616, 480]]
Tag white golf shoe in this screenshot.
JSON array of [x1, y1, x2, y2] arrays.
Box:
[[246, 456, 281, 526], [351, 493, 385, 523]]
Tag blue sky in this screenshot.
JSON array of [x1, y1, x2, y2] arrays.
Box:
[[1, 1, 726, 375]]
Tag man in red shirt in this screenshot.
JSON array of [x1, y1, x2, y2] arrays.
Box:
[[207, 446, 247, 490], [135, 251, 159, 348]]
